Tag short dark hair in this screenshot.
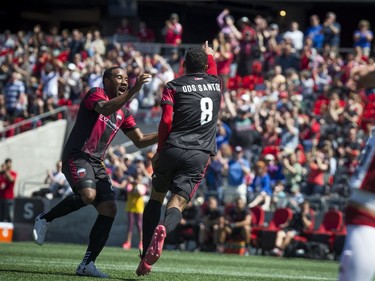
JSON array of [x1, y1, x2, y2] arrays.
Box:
[[103, 66, 123, 81], [4, 158, 11, 164], [184, 48, 207, 73]]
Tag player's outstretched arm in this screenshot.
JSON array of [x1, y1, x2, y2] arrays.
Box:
[[126, 128, 158, 148], [95, 73, 151, 116]]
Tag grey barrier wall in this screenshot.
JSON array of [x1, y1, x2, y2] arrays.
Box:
[[12, 197, 167, 248], [0, 120, 68, 197]]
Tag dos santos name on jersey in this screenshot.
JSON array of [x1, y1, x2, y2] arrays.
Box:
[[181, 83, 221, 93]]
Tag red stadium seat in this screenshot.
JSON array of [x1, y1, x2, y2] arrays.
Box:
[[249, 206, 265, 251], [305, 209, 344, 252], [258, 208, 293, 253]]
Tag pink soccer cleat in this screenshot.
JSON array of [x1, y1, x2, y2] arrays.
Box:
[[135, 225, 166, 276], [144, 225, 166, 265], [136, 258, 152, 276]]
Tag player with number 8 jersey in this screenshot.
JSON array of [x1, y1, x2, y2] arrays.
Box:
[[136, 41, 222, 276], [159, 57, 221, 155]]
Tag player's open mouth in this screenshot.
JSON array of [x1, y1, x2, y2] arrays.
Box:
[[118, 86, 127, 94]]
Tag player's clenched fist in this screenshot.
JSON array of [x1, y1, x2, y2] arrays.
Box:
[[130, 73, 152, 94]]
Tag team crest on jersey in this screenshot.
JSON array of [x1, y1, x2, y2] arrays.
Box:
[[77, 168, 86, 178], [194, 77, 203, 80], [116, 114, 123, 121]]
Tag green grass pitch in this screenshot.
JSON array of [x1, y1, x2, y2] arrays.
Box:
[[0, 242, 344, 280]]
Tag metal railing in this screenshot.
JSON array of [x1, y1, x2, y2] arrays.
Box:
[[0, 106, 69, 140]]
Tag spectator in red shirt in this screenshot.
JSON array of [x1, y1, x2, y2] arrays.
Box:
[[213, 32, 233, 90], [0, 158, 17, 222], [163, 13, 183, 46]]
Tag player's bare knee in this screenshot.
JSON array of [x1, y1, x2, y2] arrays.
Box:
[[79, 190, 97, 204], [167, 193, 188, 211]]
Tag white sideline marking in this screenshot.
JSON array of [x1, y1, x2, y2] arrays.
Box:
[[1, 259, 337, 280]]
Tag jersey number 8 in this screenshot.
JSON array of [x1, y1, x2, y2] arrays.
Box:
[[200, 97, 213, 125]]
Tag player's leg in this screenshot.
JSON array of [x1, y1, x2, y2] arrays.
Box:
[[140, 146, 179, 260], [33, 157, 93, 245], [76, 177, 116, 278], [140, 188, 167, 258], [136, 187, 166, 276], [338, 225, 375, 281], [146, 149, 209, 261]]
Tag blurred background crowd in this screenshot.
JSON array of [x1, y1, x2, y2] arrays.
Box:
[[1, 3, 375, 253]]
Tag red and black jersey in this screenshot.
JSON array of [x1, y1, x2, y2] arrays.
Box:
[[161, 72, 222, 155], [62, 87, 137, 162]]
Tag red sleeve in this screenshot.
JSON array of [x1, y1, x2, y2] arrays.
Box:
[[157, 104, 173, 153], [83, 88, 107, 110], [206, 54, 217, 75]]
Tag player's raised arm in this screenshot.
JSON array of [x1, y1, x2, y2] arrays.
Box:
[[95, 71, 151, 116], [203, 41, 218, 75]]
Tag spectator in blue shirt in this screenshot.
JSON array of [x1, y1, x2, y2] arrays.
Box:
[[205, 151, 227, 203], [223, 146, 251, 204], [305, 15, 324, 50], [216, 120, 232, 150], [353, 19, 373, 58], [248, 160, 272, 210]]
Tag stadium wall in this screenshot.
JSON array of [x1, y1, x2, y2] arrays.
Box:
[[0, 120, 67, 197]]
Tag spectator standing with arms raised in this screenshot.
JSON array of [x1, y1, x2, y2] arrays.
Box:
[[305, 15, 324, 51], [322, 12, 341, 54], [32, 67, 157, 278], [136, 41, 222, 276]]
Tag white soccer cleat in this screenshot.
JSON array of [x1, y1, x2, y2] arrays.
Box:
[[32, 214, 49, 246], [76, 261, 108, 278]]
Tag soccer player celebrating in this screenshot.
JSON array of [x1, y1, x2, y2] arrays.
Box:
[[32, 67, 158, 278], [338, 65, 375, 281], [136, 41, 222, 276]]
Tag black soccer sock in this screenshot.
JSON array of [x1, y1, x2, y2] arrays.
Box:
[[42, 194, 86, 222], [141, 199, 162, 258], [163, 207, 182, 234], [82, 215, 114, 265]]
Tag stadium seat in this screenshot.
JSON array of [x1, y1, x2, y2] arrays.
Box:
[[305, 209, 344, 252], [249, 206, 265, 251], [258, 208, 293, 254]]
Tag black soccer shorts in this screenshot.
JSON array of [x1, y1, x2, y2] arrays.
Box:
[[62, 153, 115, 203], [152, 145, 210, 201]]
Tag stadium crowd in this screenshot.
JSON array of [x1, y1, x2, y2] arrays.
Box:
[[1, 8, 375, 255]]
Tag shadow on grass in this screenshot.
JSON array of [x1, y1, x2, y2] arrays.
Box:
[[0, 268, 137, 280]]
